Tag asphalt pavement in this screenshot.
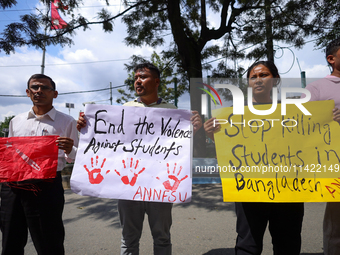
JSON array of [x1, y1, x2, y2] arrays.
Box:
[[1, 184, 325, 255]]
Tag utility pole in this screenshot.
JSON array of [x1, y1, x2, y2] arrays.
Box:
[[41, 28, 47, 74], [264, 0, 274, 62], [174, 78, 178, 107], [297, 58, 306, 88], [110, 82, 113, 105], [206, 76, 212, 119]]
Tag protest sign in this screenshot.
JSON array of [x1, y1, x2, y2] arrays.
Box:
[[212, 100, 340, 202], [71, 104, 192, 203], [0, 136, 59, 182]]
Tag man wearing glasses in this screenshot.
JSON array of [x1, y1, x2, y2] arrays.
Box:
[[0, 74, 78, 255]]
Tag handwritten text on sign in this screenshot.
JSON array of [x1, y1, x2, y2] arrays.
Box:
[[212, 101, 340, 202], [71, 104, 192, 203]]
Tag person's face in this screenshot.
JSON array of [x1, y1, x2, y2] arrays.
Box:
[[134, 68, 159, 98], [248, 64, 275, 99], [327, 48, 340, 74], [26, 78, 58, 106]]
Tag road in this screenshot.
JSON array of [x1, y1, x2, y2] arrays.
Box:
[[1, 184, 325, 255]]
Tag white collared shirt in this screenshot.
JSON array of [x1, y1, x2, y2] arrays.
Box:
[[9, 107, 79, 171]]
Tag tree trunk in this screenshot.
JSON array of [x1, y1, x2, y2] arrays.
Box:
[[167, 0, 206, 157], [264, 0, 274, 62]]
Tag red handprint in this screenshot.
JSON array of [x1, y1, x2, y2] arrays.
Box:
[[157, 163, 188, 192], [114, 158, 145, 186], [84, 156, 110, 184]]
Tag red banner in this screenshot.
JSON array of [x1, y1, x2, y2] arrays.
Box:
[[0, 136, 59, 182], [51, 0, 68, 29]]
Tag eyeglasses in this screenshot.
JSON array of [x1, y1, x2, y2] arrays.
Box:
[[29, 85, 55, 92]]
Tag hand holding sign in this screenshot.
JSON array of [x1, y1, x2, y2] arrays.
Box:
[[333, 108, 340, 124], [56, 137, 74, 154], [204, 117, 220, 141], [115, 158, 145, 186], [191, 110, 202, 135]]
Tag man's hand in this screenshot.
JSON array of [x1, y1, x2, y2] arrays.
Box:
[[203, 117, 220, 141], [56, 137, 74, 154], [333, 108, 340, 124], [77, 112, 87, 132], [191, 110, 202, 135]]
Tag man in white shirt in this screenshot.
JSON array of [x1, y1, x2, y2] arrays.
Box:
[[0, 74, 78, 255]]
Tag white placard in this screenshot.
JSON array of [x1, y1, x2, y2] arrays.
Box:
[[71, 104, 192, 203]]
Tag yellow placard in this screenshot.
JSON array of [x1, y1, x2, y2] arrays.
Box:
[[212, 100, 340, 202]]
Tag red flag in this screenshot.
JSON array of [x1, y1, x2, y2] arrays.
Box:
[[0, 136, 59, 182], [51, 0, 68, 29]]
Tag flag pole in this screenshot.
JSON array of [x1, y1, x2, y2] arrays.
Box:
[[41, 0, 50, 75], [41, 28, 47, 74], [42, 0, 68, 74]]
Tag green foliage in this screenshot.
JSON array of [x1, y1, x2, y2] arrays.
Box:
[[0, 0, 338, 59], [230, 0, 316, 61], [311, 0, 340, 49], [98, 8, 114, 32], [0, 0, 16, 9], [1, 0, 339, 70], [0, 116, 14, 137], [116, 88, 134, 104]]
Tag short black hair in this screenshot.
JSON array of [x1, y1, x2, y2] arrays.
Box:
[[27, 74, 56, 90], [246, 60, 281, 86], [134, 63, 160, 79], [326, 37, 340, 67]]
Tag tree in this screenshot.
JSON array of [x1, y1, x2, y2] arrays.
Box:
[[310, 0, 340, 49], [1, 0, 338, 70], [0, 0, 17, 9], [234, 0, 315, 61], [116, 51, 187, 105], [0, 116, 14, 137]]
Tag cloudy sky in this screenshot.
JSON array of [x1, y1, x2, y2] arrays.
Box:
[[0, 0, 332, 123]]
